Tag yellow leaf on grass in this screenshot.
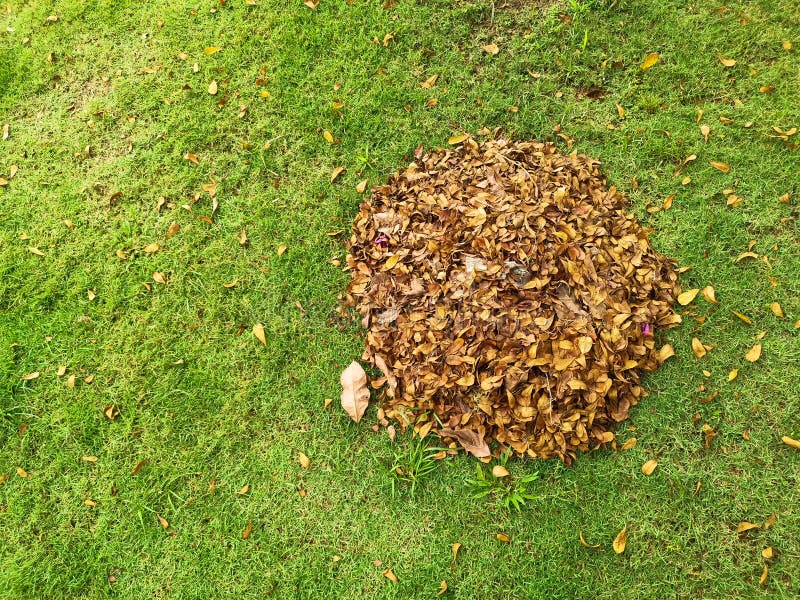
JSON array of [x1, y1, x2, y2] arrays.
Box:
[[782, 436, 800, 450], [448, 134, 471, 145], [420, 73, 439, 88], [656, 344, 675, 363], [496, 533, 510, 543], [737, 521, 760, 533], [438, 580, 448, 596], [356, 179, 368, 193], [621, 437, 637, 451], [57, 364, 67, 377], [482, 43, 500, 55], [732, 310, 752, 324], [451, 542, 461, 562], [692, 338, 707, 358], [616, 103, 625, 119], [782, 40, 792, 51], [613, 526, 627, 554], [81, 456, 98, 463], [728, 369, 739, 381], [678, 289, 699, 305], [143, 242, 161, 254], [382, 568, 398, 583], [330, 166, 345, 183], [770, 302, 784, 318], [710, 161, 730, 173], [242, 520, 253, 539], [492, 465, 510, 478], [28, 246, 45, 256], [66, 374, 76, 388], [759, 564, 769, 586], [700, 124, 710, 142], [84, 499, 97, 507], [16, 467, 29, 478], [20, 372, 39, 381], [237, 484, 250, 495], [764, 513, 777, 529], [744, 344, 762, 362], [762, 547, 774, 559], [157, 514, 169, 529], [152, 272, 166, 284], [304, 0, 319, 9], [277, 244, 288, 256], [719, 56, 737, 67], [579, 531, 601, 548], [701, 286, 718, 303], [298, 451, 311, 469], [323, 130, 334, 143], [642, 460, 658, 475], [252, 323, 266, 346], [166, 222, 180, 239], [641, 52, 659, 70], [208, 80, 218, 95], [204, 46, 222, 55]]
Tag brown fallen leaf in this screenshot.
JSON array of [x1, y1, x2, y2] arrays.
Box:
[[692, 338, 707, 358], [656, 344, 675, 363], [641, 459, 658, 475], [762, 546, 774, 559], [152, 272, 166, 284], [701, 286, 718, 303], [719, 56, 737, 67], [252, 323, 266, 346], [736, 252, 758, 262], [166, 222, 180, 240], [382, 568, 398, 583], [613, 526, 627, 554], [781, 436, 800, 450], [700, 124, 710, 142], [131, 459, 147, 476], [641, 52, 659, 70], [451, 542, 462, 562], [242, 520, 253, 540], [764, 513, 777, 529], [419, 73, 439, 88], [340, 362, 370, 423], [710, 161, 730, 173], [143, 242, 161, 254], [492, 465, 510, 478], [737, 521, 760, 533], [770, 302, 784, 318], [57, 364, 67, 377], [621, 437, 637, 451], [298, 451, 311, 469], [482, 43, 500, 55], [356, 179, 368, 193], [438, 428, 490, 457], [304, 0, 319, 9], [330, 166, 345, 183], [759, 564, 769, 586], [744, 344, 762, 363], [678, 289, 699, 305]]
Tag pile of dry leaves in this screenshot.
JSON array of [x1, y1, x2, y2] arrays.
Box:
[[342, 138, 682, 462]]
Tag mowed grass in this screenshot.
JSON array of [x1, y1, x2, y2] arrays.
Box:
[[1, 0, 799, 598]]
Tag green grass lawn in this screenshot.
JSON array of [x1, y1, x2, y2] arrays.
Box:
[[1, 0, 799, 597]]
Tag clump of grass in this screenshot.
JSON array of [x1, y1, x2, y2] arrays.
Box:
[[465, 449, 541, 513], [384, 437, 447, 499]]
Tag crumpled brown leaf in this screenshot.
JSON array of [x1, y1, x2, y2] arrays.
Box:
[[439, 428, 491, 457], [342, 138, 681, 462], [340, 362, 370, 423]]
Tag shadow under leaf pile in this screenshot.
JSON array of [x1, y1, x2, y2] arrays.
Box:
[[344, 138, 682, 462]]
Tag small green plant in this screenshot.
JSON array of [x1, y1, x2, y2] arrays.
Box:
[[465, 449, 540, 512], [385, 437, 447, 499]]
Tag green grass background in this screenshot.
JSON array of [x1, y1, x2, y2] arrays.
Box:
[[1, 0, 799, 598]]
